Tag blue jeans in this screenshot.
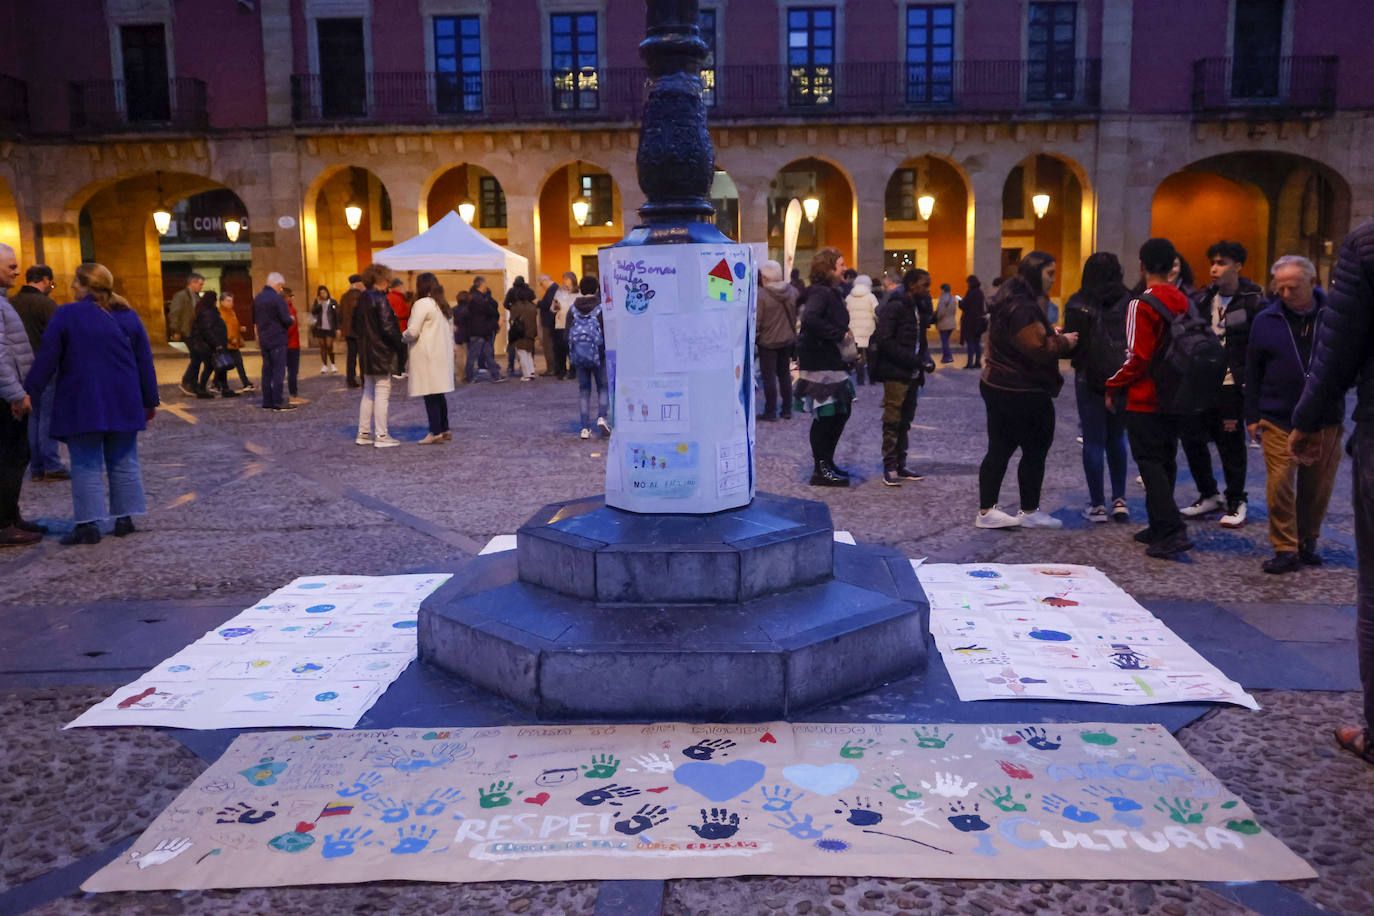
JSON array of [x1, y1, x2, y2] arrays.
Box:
[[577, 362, 608, 427], [1076, 375, 1129, 507], [939, 329, 953, 362], [261, 344, 287, 407], [68, 431, 146, 524], [28, 378, 66, 473], [466, 336, 502, 381]]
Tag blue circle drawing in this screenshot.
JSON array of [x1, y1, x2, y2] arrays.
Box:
[[733, 261, 746, 279], [1029, 628, 1073, 641], [391, 620, 418, 629], [306, 604, 336, 614], [968, 569, 1001, 579], [298, 582, 327, 589], [816, 838, 850, 853], [314, 691, 340, 702], [168, 664, 192, 673], [218, 627, 254, 639]]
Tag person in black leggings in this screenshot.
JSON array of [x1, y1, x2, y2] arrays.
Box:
[[794, 247, 854, 487], [975, 251, 1078, 528]]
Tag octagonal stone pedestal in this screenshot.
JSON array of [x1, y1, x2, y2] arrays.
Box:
[[417, 493, 928, 720]]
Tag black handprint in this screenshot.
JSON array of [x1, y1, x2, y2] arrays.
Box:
[[833, 797, 883, 827], [689, 807, 741, 840], [614, 804, 670, 836], [945, 801, 990, 832], [681, 738, 736, 761], [216, 801, 278, 824], [575, 783, 641, 807]]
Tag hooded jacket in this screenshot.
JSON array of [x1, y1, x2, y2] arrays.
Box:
[[982, 275, 1073, 396], [757, 281, 799, 349], [1198, 276, 1265, 387], [844, 278, 878, 347]]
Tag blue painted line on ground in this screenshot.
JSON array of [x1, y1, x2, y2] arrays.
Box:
[[1205, 880, 1328, 916], [594, 879, 665, 916]]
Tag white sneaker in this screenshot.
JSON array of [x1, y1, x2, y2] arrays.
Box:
[[1219, 500, 1247, 528], [355, 432, 373, 446], [319, 366, 329, 374], [1180, 494, 1225, 517], [1082, 505, 1108, 523], [975, 507, 1021, 529], [580, 428, 591, 440], [330, 365, 339, 374], [374, 434, 400, 449], [596, 417, 612, 437], [1018, 509, 1063, 529], [1111, 498, 1130, 522]]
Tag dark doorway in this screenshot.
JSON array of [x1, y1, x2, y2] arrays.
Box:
[[318, 18, 366, 119], [121, 24, 170, 122], [1026, 2, 1077, 101], [1232, 0, 1284, 98]]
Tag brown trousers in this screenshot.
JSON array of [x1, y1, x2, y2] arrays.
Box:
[[1258, 420, 1342, 553]]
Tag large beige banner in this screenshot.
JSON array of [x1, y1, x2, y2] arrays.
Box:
[[85, 721, 1313, 891]]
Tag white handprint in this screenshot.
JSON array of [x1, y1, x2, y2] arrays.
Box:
[[921, 772, 977, 798], [1083, 744, 1120, 759], [131, 836, 193, 869], [632, 753, 675, 774], [976, 726, 1010, 751], [899, 798, 940, 828]]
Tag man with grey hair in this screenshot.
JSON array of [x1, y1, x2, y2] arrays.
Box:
[[0, 244, 41, 545], [171, 272, 206, 396], [252, 271, 295, 410], [1243, 254, 1341, 574]]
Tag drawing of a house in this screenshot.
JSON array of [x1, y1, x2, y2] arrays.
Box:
[[707, 259, 735, 302]]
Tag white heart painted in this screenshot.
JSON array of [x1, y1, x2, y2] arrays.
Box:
[[782, 762, 859, 795]]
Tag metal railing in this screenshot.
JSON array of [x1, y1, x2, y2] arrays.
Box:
[[0, 74, 29, 136], [69, 77, 208, 133], [1192, 56, 1338, 114], [290, 59, 1102, 125]]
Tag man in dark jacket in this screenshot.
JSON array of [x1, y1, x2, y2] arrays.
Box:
[[1245, 256, 1341, 574], [9, 265, 67, 481], [464, 277, 504, 383], [252, 272, 295, 410], [870, 269, 929, 486], [536, 275, 558, 376], [353, 263, 407, 447], [337, 274, 364, 388], [1180, 240, 1264, 528], [1291, 219, 1374, 765]]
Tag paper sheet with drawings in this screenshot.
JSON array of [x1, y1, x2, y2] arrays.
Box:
[[651, 311, 732, 371]]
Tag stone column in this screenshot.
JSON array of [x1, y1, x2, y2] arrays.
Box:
[[1100, 0, 1133, 112], [254, 135, 306, 292], [1094, 118, 1151, 265], [969, 167, 1004, 285], [733, 172, 771, 252], [854, 175, 886, 275], [505, 192, 537, 276]]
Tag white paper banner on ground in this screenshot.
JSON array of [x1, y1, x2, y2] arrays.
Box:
[[920, 564, 1259, 709], [83, 720, 1312, 891], [65, 574, 451, 730], [600, 243, 756, 514]]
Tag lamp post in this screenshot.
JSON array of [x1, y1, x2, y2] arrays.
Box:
[[571, 197, 590, 227], [1032, 193, 1051, 219], [802, 196, 820, 223], [224, 218, 242, 243], [344, 202, 363, 232], [917, 194, 935, 222], [458, 200, 476, 224], [152, 172, 172, 237]]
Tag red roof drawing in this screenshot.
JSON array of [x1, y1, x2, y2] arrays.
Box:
[[708, 258, 733, 282]]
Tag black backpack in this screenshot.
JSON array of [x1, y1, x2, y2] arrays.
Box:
[[508, 314, 526, 343], [1081, 296, 1129, 391], [1140, 292, 1226, 414]]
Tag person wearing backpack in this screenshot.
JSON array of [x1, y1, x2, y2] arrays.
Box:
[[1105, 238, 1200, 559], [1064, 252, 1131, 523], [1179, 240, 1265, 528], [568, 276, 610, 439]]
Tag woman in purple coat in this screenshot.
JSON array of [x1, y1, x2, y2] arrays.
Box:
[[25, 263, 159, 545]]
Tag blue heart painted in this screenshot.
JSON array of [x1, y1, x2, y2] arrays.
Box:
[[674, 760, 766, 802]]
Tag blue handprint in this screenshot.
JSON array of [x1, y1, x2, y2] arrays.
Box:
[[321, 826, 373, 859], [1017, 726, 1062, 751], [769, 811, 832, 840], [416, 787, 465, 817], [369, 795, 411, 823], [1041, 793, 1100, 823], [1082, 785, 1144, 828], [759, 785, 804, 813], [391, 825, 438, 855], [338, 771, 384, 797]]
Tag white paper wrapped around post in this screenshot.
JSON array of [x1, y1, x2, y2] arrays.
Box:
[[599, 243, 757, 514]]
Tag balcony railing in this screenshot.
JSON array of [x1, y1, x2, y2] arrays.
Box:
[[69, 78, 208, 133], [0, 74, 29, 136], [290, 59, 1101, 125], [1192, 57, 1338, 114]]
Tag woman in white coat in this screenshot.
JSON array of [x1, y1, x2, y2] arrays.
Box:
[[844, 274, 879, 385], [403, 272, 456, 444]]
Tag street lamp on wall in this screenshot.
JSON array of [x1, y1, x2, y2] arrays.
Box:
[[572, 197, 590, 227], [344, 202, 363, 232], [458, 200, 476, 224], [152, 172, 172, 236], [224, 218, 242, 243], [1031, 193, 1051, 219], [801, 196, 819, 223], [916, 194, 935, 222]]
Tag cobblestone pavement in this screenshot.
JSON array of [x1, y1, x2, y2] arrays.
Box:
[[1, 349, 1369, 915]]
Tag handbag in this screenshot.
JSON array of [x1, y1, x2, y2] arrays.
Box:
[[213, 350, 235, 370], [838, 331, 859, 366]]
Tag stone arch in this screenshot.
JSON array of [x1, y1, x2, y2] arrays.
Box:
[[535, 159, 624, 282], [302, 165, 394, 300], [766, 156, 858, 271], [1001, 152, 1092, 299], [421, 163, 511, 244], [1151, 152, 1352, 286], [882, 154, 972, 287]]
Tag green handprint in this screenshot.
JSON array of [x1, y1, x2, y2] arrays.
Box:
[[581, 753, 620, 780], [1153, 796, 1206, 825], [980, 785, 1028, 813], [911, 726, 952, 749], [873, 774, 921, 801], [840, 739, 877, 759], [1079, 729, 1118, 746], [479, 780, 515, 809]]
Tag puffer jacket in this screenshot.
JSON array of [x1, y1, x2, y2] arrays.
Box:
[[188, 302, 228, 356], [869, 289, 924, 384], [1293, 218, 1374, 430], [1198, 276, 1265, 385], [0, 295, 34, 403], [844, 282, 878, 347], [353, 288, 406, 376]]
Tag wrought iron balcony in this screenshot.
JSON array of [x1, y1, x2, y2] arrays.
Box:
[[0, 74, 29, 136], [1192, 57, 1338, 114], [290, 59, 1101, 126], [68, 77, 208, 133]]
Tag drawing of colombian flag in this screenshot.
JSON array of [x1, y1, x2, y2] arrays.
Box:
[[320, 801, 354, 818]]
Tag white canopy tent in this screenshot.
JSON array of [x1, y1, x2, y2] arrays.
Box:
[[371, 210, 530, 293]]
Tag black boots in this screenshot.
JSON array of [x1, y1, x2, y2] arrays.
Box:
[[810, 460, 850, 488], [61, 522, 101, 546], [113, 516, 136, 537]]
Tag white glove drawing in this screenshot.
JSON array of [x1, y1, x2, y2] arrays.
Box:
[[131, 836, 193, 869]]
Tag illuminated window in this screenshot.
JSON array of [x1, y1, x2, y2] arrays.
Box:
[[551, 13, 599, 111], [435, 16, 482, 114], [787, 7, 835, 107], [699, 9, 717, 106], [906, 5, 954, 104], [581, 173, 613, 227]]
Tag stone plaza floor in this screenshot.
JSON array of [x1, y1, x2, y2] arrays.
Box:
[[0, 347, 1370, 915]]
